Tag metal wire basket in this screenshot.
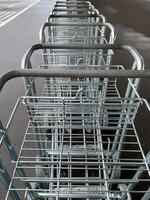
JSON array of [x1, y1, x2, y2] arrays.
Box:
[[21, 44, 144, 99], [48, 2, 105, 24], [0, 69, 150, 200], [40, 22, 115, 45]]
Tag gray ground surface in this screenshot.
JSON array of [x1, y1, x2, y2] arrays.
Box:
[[0, 0, 55, 198], [0, 0, 55, 124], [0, 0, 39, 27]]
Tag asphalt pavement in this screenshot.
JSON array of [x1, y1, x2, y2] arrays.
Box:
[[90, 0, 150, 155], [0, 0, 56, 198], [0, 0, 40, 28], [0, 0, 56, 121]]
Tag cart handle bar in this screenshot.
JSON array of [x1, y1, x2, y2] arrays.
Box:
[[48, 10, 105, 21], [0, 69, 150, 93], [48, 13, 103, 18], [52, 8, 94, 12], [56, 1, 91, 4], [54, 3, 94, 10], [43, 21, 113, 27], [21, 43, 144, 70], [55, 4, 91, 6], [40, 22, 115, 43]]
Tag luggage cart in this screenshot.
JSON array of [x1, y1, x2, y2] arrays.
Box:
[[53, 1, 97, 14], [48, 12, 106, 22], [55, 0, 92, 6], [22, 44, 144, 98], [48, 13, 106, 24], [51, 7, 96, 15], [39, 22, 115, 45], [50, 0, 106, 23], [47, 3, 107, 49], [21, 43, 144, 183], [51, 0, 99, 16], [29, 43, 143, 71], [54, 2, 94, 10], [0, 69, 150, 200], [53, 0, 98, 14], [53, 0, 95, 13], [54, 1, 93, 7], [39, 22, 115, 74]]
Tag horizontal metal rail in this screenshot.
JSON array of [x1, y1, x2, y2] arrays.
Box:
[[21, 43, 144, 70], [39, 21, 115, 44], [54, 4, 92, 8], [1, 69, 150, 92], [52, 8, 93, 12], [0, 68, 150, 200], [48, 13, 106, 21], [55, 1, 91, 4]]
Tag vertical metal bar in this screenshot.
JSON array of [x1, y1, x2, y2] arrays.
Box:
[[0, 159, 20, 200], [24, 61, 47, 158], [0, 121, 18, 161], [97, 98, 110, 200], [120, 151, 150, 200], [141, 187, 150, 200]]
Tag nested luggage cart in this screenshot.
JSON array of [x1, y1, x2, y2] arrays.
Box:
[[54, 1, 95, 10], [52, 1, 97, 14], [52, 0, 98, 15], [48, 13, 106, 24], [0, 69, 150, 200], [48, 1, 106, 24], [55, 0, 93, 6], [39, 22, 115, 77], [22, 44, 143, 99], [39, 22, 115, 45], [0, 1, 149, 200], [21, 42, 144, 158], [43, 1, 111, 69]]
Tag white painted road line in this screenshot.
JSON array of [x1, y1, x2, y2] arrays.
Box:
[[0, 12, 12, 19], [0, 0, 40, 28], [0, 12, 12, 20], [0, 12, 6, 17], [0, 12, 16, 22]]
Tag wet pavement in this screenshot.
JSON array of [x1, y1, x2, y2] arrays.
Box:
[[0, 0, 56, 198], [91, 0, 150, 68], [90, 0, 150, 154]]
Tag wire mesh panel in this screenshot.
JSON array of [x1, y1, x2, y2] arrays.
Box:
[[40, 22, 115, 45], [0, 71, 149, 200], [22, 44, 144, 100], [48, 0, 103, 24], [51, 2, 98, 16], [48, 13, 105, 24]]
